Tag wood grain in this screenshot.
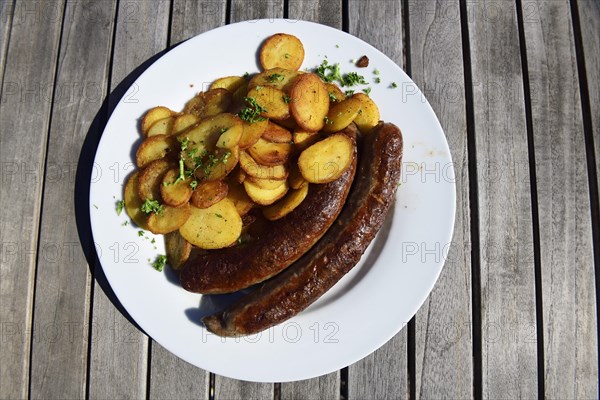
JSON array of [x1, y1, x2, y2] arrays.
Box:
[[27, 2, 117, 398], [0, 0, 14, 84], [170, 0, 226, 45], [279, 1, 343, 398], [346, 1, 407, 398], [407, 1, 473, 398], [87, 2, 169, 399], [0, 1, 64, 398], [467, 0, 537, 398], [521, 1, 598, 398]]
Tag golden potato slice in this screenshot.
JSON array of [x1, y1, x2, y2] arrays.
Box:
[[137, 159, 172, 201], [293, 129, 321, 151], [141, 106, 174, 136], [147, 203, 191, 234], [325, 83, 346, 104], [227, 182, 254, 216], [352, 93, 380, 134], [247, 176, 287, 190], [172, 114, 199, 135], [288, 163, 307, 189], [231, 165, 246, 184], [136, 134, 177, 168], [194, 146, 239, 182], [243, 179, 289, 206], [239, 118, 269, 149], [160, 169, 193, 207], [259, 33, 304, 71], [239, 151, 288, 180], [290, 73, 329, 132], [184, 89, 232, 118], [262, 121, 292, 143], [246, 86, 290, 120], [147, 116, 175, 137], [210, 76, 246, 93], [298, 134, 354, 183], [179, 199, 242, 249], [164, 231, 192, 271], [124, 172, 148, 228], [248, 137, 292, 166], [190, 180, 229, 209], [217, 124, 243, 149], [263, 183, 309, 221], [248, 68, 304, 93], [323, 96, 361, 133], [275, 117, 298, 131]]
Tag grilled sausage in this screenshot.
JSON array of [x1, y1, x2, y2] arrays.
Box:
[[178, 127, 358, 294], [203, 122, 403, 336]]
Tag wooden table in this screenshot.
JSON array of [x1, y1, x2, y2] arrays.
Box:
[[1, 0, 598, 398]]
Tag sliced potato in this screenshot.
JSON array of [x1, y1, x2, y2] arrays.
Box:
[[248, 138, 293, 166], [231, 165, 246, 184], [325, 82, 346, 104], [210, 76, 246, 93], [246, 86, 290, 120], [288, 163, 307, 189], [248, 68, 303, 93], [137, 159, 173, 201], [352, 93, 380, 134], [274, 117, 298, 131], [164, 231, 192, 271], [179, 199, 242, 249], [124, 172, 148, 228], [247, 176, 287, 190], [227, 182, 254, 216], [141, 106, 174, 136], [290, 73, 329, 132], [298, 134, 354, 183], [136, 134, 177, 168], [262, 121, 292, 143], [194, 146, 239, 182], [147, 116, 175, 137], [183, 89, 232, 118], [243, 179, 289, 206], [323, 96, 361, 133], [239, 151, 288, 180], [190, 180, 229, 209], [160, 169, 193, 207], [239, 118, 269, 149], [147, 203, 191, 234], [263, 183, 309, 221], [259, 33, 304, 71], [172, 114, 199, 134], [293, 129, 321, 151], [217, 124, 243, 149]]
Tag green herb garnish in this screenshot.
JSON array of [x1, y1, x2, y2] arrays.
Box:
[[324, 116, 334, 125], [314, 60, 342, 83], [341, 72, 367, 87], [116, 200, 125, 216], [267, 73, 285, 83], [345, 90, 355, 96], [238, 97, 267, 124], [152, 255, 167, 272], [363, 87, 372, 95], [374, 77, 381, 84], [391, 82, 398, 88], [138, 230, 145, 237], [282, 94, 293, 104], [140, 199, 164, 215], [328, 92, 337, 102]]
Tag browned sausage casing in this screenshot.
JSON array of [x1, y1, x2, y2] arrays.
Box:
[[203, 122, 403, 336], [179, 130, 358, 294]]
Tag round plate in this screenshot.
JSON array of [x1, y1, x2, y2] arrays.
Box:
[[89, 19, 455, 382]]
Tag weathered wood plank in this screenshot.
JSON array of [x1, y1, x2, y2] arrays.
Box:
[[346, 1, 408, 397], [0, 1, 64, 398], [407, 1, 473, 398], [0, 0, 15, 83], [279, 1, 343, 398], [521, 1, 598, 398], [147, 2, 226, 398], [27, 2, 116, 399], [467, 0, 537, 398], [88, 2, 169, 399]]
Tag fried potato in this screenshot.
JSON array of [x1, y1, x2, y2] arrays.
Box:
[[217, 124, 243, 149], [147, 116, 175, 137], [184, 89, 232, 118], [352, 93, 380, 134], [259, 33, 304, 71], [231, 165, 246, 184], [137, 159, 173, 201], [262, 183, 309, 221], [164, 231, 192, 271], [124, 172, 148, 228], [160, 169, 193, 207], [210, 76, 247, 93], [246, 176, 287, 190], [147, 203, 191, 234], [298, 134, 354, 183], [239, 118, 268, 149], [288, 162, 307, 189], [194, 146, 239, 182], [141, 106, 174, 136], [246, 86, 290, 120], [262, 121, 292, 143], [323, 96, 361, 133], [325, 82, 345, 104], [248, 138, 293, 166], [243, 178, 289, 206], [136, 134, 177, 168], [227, 182, 254, 216], [274, 117, 298, 131], [248, 68, 303, 93], [190, 180, 229, 209], [293, 129, 321, 151], [172, 114, 199, 135], [179, 199, 242, 249], [290, 73, 329, 132], [239, 151, 288, 180]]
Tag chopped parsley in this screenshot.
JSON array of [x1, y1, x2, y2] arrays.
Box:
[[282, 94, 293, 104], [328, 92, 338, 102], [138, 230, 145, 237], [215, 213, 223, 218], [116, 200, 125, 215], [140, 199, 164, 215], [314, 59, 342, 83], [391, 82, 398, 88], [284, 53, 290, 59], [121, 220, 129, 226], [374, 69, 380, 75], [335, 44, 340, 48], [190, 180, 198, 190], [238, 97, 267, 124], [324, 116, 334, 125], [267, 73, 285, 83], [152, 255, 167, 272], [341, 72, 367, 87], [345, 90, 355, 96], [374, 77, 381, 84], [363, 87, 372, 96]]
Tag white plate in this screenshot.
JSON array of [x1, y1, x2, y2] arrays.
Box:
[[89, 19, 456, 382]]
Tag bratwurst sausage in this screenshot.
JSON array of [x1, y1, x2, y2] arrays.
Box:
[[179, 128, 358, 294], [203, 122, 403, 336]]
